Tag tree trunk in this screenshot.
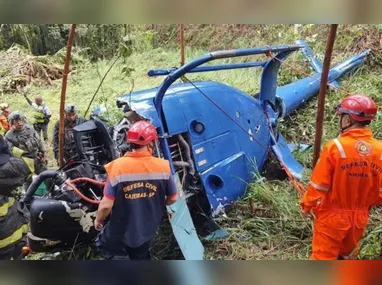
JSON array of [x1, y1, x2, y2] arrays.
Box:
[[18, 24, 32, 53], [38, 25, 47, 55]]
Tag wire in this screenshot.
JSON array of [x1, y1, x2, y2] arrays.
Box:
[[71, 177, 106, 187], [266, 49, 351, 96], [64, 180, 100, 205], [63, 177, 106, 205], [268, 49, 381, 111], [181, 75, 270, 153], [84, 54, 121, 118], [263, 105, 307, 196], [182, 72, 306, 196]]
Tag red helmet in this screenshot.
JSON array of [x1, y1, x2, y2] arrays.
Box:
[[336, 94, 378, 121], [127, 120, 158, 145]]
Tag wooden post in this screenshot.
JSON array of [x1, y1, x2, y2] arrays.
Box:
[[180, 24, 185, 66], [312, 24, 338, 168], [152, 24, 157, 48], [59, 24, 76, 167]]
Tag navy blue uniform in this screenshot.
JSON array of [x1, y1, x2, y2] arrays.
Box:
[[96, 150, 177, 260]]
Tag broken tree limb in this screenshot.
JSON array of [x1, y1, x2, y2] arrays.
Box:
[[59, 24, 76, 167]]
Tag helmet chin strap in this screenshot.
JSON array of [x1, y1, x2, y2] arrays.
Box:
[[146, 143, 154, 153], [340, 114, 355, 134], [340, 125, 353, 133], [340, 121, 355, 133]]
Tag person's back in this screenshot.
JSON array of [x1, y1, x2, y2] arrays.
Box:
[[0, 156, 31, 193], [301, 94, 382, 260], [95, 120, 178, 260], [103, 151, 171, 248], [317, 129, 382, 210], [0, 135, 31, 260]]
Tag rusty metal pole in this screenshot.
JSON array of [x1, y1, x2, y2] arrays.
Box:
[[312, 24, 338, 168], [180, 24, 185, 66], [59, 24, 76, 167]]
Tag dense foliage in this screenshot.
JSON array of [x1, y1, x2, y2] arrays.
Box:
[[1, 24, 382, 62], [1, 24, 382, 260]]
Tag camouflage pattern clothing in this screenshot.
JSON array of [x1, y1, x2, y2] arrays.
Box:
[[53, 116, 87, 162], [4, 125, 45, 159], [5, 125, 46, 175]]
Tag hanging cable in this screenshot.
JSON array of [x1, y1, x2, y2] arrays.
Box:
[[181, 75, 270, 153], [263, 105, 307, 197], [181, 74, 306, 196], [84, 54, 121, 118], [266, 48, 351, 96]]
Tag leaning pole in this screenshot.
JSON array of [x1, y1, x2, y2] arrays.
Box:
[[312, 24, 338, 168], [59, 24, 76, 167]]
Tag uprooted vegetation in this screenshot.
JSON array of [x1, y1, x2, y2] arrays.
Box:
[[3, 24, 382, 260], [0, 45, 62, 93], [0, 44, 86, 93]]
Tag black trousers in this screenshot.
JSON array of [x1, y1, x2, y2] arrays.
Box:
[[0, 237, 27, 260], [33, 122, 49, 141], [97, 239, 152, 260]]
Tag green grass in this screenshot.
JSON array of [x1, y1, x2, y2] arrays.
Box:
[[203, 178, 313, 260], [2, 24, 382, 260]]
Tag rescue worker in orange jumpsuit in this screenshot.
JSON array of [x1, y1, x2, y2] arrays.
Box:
[[335, 261, 382, 285], [300, 94, 382, 260], [0, 103, 11, 135], [94, 120, 179, 260]]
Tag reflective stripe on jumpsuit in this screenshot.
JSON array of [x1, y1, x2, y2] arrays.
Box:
[[301, 128, 382, 260]]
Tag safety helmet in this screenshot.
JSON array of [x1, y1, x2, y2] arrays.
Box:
[[336, 94, 378, 122], [0, 103, 8, 110], [127, 120, 158, 145], [65, 104, 77, 114], [9, 111, 25, 124]]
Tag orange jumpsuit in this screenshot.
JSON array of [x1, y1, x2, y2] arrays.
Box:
[[335, 261, 382, 285], [0, 113, 10, 134], [301, 128, 382, 260]]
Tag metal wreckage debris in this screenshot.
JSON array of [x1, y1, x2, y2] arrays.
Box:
[[24, 40, 370, 260]]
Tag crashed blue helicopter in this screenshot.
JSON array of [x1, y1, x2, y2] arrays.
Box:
[[25, 40, 369, 260]]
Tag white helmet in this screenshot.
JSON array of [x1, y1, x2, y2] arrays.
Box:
[[0, 103, 9, 110]]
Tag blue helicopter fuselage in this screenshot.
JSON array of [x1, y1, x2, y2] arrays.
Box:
[[114, 41, 369, 260], [118, 81, 270, 215]]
